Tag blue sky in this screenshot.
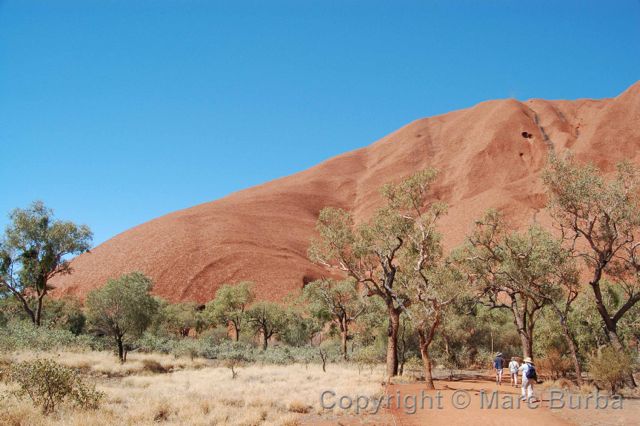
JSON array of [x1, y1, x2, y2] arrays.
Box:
[[1, 0, 639, 246]]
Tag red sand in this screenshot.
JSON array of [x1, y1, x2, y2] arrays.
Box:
[[51, 82, 640, 303], [302, 377, 639, 425]]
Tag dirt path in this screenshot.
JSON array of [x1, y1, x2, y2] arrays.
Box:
[[303, 376, 639, 425], [383, 379, 571, 426]]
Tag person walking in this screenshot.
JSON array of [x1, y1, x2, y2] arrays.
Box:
[[519, 357, 537, 402], [508, 357, 520, 387], [493, 352, 505, 385]]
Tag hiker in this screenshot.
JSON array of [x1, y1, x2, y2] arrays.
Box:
[[508, 357, 520, 387], [519, 357, 537, 402], [493, 352, 505, 385]]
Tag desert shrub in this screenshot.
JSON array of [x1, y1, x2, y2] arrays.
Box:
[[9, 359, 103, 414], [474, 348, 494, 369], [588, 347, 635, 394], [136, 332, 178, 354], [141, 359, 170, 374], [353, 344, 383, 374], [41, 297, 86, 335], [403, 356, 423, 378], [288, 401, 312, 413], [0, 321, 99, 352], [537, 349, 573, 380]]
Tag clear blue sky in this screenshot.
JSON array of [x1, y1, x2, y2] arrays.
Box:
[[1, 0, 639, 246]]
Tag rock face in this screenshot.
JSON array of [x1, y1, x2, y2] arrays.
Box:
[[51, 82, 640, 303]]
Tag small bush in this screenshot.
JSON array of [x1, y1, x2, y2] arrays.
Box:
[[9, 359, 103, 414], [588, 347, 635, 394], [537, 349, 573, 380], [353, 345, 383, 374], [288, 401, 312, 413], [141, 359, 170, 374], [0, 321, 101, 352]]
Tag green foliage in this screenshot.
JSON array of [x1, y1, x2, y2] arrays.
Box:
[[86, 272, 158, 361], [152, 300, 204, 337], [352, 344, 384, 373], [280, 309, 320, 347], [203, 282, 254, 340], [0, 201, 92, 325], [543, 156, 640, 349], [41, 297, 86, 335], [0, 320, 100, 352], [9, 359, 103, 414], [588, 347, 636, 393], [246, 301, 289, 350]]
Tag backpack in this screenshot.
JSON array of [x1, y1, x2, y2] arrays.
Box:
[[525, 364, 537, 380]]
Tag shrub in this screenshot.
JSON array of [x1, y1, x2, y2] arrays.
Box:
[[537, 349, 573, 380], [353, 344, 383, 374], [141, 359, 170, 374], [9, 359, 103, 414], [588, 347, 635, 394], [0, 320, 99, 352]]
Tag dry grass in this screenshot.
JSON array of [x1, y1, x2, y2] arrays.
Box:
[[5, 350, 208, 378], [0, 350, 382, 425]]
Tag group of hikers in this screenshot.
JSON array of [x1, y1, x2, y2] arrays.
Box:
[[492, 352, 538, 402]]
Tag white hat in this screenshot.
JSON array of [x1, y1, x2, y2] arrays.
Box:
[[523, 357, 532, 363]]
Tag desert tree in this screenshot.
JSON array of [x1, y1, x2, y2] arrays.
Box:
[[0, 201, 92, 326], [303, 278, 367, 359], [401, 263, 463, 389], [205, 281, 255, 341], [544, 156, 640, 387], [383, 169, 463, 389], [86, 272, 158, 362], [309, 169, 440, 378], [481, 221, 584, 383], [458, 211, 548, 360], [246, 301, 289, 350], [153, 300, 203, 337]]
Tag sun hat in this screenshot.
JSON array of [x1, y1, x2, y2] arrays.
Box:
[[523, 357, 532, 363], [497, 352, 503, 356]]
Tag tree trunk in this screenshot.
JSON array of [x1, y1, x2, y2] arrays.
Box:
[[386, 305, 400, 378], [116, 336, 125, 363], [591, 281, 637, 387], [35, 295, 44, 327], [234, 324, 240, 341], [340, 319, 348, 360], [262, 331, 269, 350], [512, 304, 533, 359], [552, 306, 584, 385], [418, 331, 435, 390], [517, 331, 533, 359]]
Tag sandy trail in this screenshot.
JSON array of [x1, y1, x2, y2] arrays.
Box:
[[383, 379, 570, 426], [304, 376, 639, 425]]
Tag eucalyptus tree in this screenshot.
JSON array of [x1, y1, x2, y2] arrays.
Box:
[[246, 301, 289, 350], [303, 278, 368, 359], [205, 281, 255, 341], [309, 169, 439, 377], [459, 211, 547, 360], [383, 169, 464, 389], [86, 272, 158, 362], [0, 201, 92, 326], [543, 157, 640, 355]]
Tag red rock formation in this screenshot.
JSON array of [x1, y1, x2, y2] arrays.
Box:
[[51, 82, 640, 303]]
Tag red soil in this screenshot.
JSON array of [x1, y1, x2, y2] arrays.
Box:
[[51, 82, 640, 303]]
